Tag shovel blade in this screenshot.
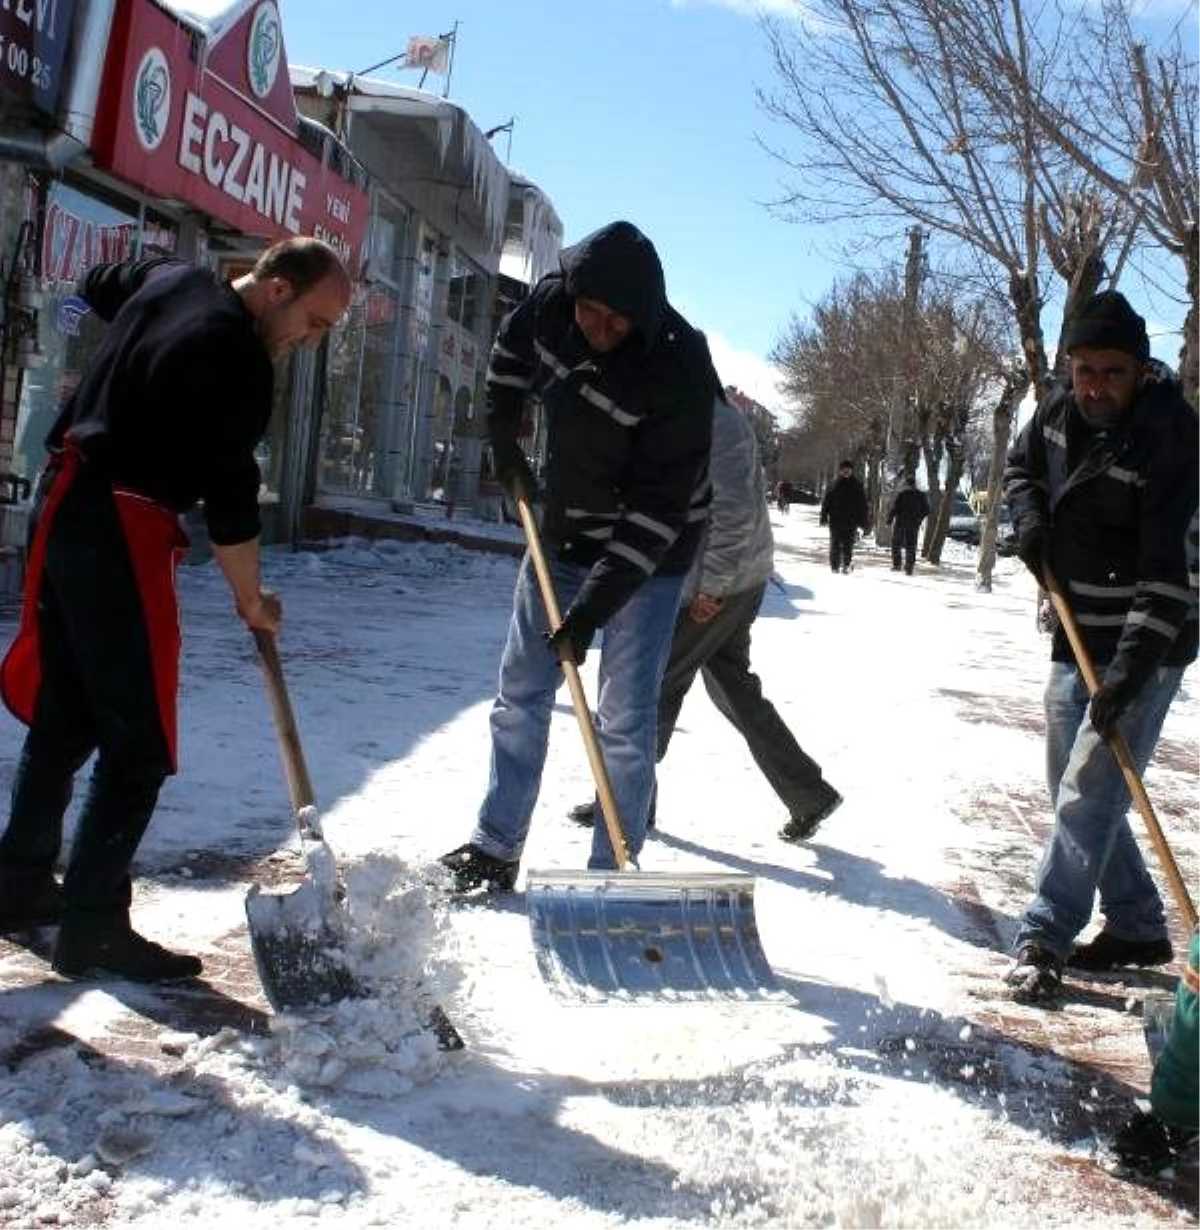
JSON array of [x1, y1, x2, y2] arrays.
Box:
[[245, 881, 362, 1011], [525, 870, 789, 1003]]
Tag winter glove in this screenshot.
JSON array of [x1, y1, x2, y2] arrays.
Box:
[[1015, 525, 1047, 585], [544, 609, 596, 665], [1089, 682, 1135, 739], [489, 434, 536, 501]]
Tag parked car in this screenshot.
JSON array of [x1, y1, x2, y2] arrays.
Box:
[[996, 504, 1018, 556], [946, 492, 981, 545]]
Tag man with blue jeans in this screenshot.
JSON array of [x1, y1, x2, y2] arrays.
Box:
[[440, 221, 714, 889], [1004, 290, 1198, 1003]]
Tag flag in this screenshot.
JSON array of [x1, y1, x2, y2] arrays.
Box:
[[402, 35, 451, 75]]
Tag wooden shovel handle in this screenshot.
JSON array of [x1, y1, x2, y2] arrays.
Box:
[[514, 488, 631, 870], [252, 629, 318, 817], [1042, 566, 1198, 930]]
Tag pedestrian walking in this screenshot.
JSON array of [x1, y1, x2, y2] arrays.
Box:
[[0, 237, 352, 981], [886, 476, 930, 575], [819, 460, 870, 573], [1002, 290, 1198, 1004], [569, 394, 842, 843], [775, 478, 793, 514], [439, 220, 715, 893]]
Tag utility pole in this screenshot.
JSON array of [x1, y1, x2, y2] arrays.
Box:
[[876, 225, 926, 545]]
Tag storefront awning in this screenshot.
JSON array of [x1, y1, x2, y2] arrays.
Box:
[[92, 0, 369, 271]]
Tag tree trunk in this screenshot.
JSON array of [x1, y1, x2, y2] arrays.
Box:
[[1181, 222, 1199, 410], [1010, 269, 1050, 402], [926, 441, 966, 566], [974, 370, 1029, 592]]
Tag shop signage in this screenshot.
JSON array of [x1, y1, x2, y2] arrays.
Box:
[[93, 0, 367, 270], [40, 181, 174, 287], [0, 0, 75, 114]]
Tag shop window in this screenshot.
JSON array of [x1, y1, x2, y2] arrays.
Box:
[[445, 251, 482, 337], [318, 282, 399, 497]]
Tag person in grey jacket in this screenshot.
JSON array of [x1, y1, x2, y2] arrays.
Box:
[[572, 393, 842, 841]]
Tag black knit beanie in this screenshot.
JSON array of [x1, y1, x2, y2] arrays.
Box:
[[1064, 291, 1149, 360]]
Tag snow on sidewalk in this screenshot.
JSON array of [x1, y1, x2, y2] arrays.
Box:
[[0, 506, 1193, 1227]]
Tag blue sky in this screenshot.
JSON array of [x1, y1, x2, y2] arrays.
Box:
[[268, 0, 827, 411]]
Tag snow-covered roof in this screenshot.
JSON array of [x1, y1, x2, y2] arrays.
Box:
[[291, 64, 511, 248], [155, 0, 254, 40], [501, 174, 563, 286]]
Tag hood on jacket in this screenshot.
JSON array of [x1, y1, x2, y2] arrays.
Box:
[[559, 220, 666, 346]]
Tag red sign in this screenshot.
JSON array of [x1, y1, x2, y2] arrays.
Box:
[[41, 182, 176, 286], [92, 0, 368, 271]]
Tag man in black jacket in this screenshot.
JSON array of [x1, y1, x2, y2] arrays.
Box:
[[441, 220, 714, 890], [819, 461, 870, 573], [0, 237, 350, 981], [886, 476, 930, 575], [1003, 290, 1198, 1004]]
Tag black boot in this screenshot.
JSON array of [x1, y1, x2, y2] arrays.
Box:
[[438, 844, 519, 894], [0, 865, 62, 931], [1112, 1109, 1198, 1176], [53, 912, 202, 982], [1069, 930, 1173, 971], [779, 788, 843, 843], [566, 797, 657, 831], [1004, 943, 1063, 1004]]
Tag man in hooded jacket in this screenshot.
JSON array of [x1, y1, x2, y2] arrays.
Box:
[[440, 221, 715, 890]]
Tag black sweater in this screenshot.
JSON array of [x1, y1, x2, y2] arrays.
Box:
[[48, 259, 274, 546]]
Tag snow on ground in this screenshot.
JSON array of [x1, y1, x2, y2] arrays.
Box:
[[0, 506, 1194, 1228]]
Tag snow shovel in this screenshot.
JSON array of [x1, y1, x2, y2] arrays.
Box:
[[513, 488, 784, 1003], [244, 629, 361, 1011], [1042, 566, 1198, 930]]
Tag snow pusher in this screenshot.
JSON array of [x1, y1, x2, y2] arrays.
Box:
[[514, 490, 785, 1003], [1043, 566, 1197, 930], [245, 630, 362, 1011]]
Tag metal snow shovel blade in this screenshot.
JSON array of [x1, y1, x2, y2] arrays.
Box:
[[512, 489, 783, 1003], [245, 629, 362, 1011]]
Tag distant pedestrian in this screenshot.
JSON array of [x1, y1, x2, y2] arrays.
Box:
[[775, 478, 794, 514], [819, 460, 869, 573], [886, 476, 930, 575], [1110, 927, 1198, 1176], [570, 395, 842, 843], [439, 220, 715, 894], [1002, 290, 1198, 1005]]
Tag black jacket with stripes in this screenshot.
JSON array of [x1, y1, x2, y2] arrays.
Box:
[[1005, 361, 1199, 690], [486, 221, 714, 629]]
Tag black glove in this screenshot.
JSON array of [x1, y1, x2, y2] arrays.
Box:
[[544, 610, 596, 665], [1089, 681, 1134, 739], [490, 435, 536, 500], [1016, 525, 1047, 584]]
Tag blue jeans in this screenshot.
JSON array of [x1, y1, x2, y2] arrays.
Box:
[[1014, 661, 1185, 959], [472, 553, 685, 870]]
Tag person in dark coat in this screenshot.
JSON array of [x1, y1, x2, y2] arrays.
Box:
[[819, 460, 870, 573], [0, 238, 351, 982], [1002, 289, 1198, 1004], [886, 476, 930, 575], [440, 220, 715, 893], [775, 478, 794, 514]]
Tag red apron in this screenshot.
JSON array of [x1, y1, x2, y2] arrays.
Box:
[[0, 445, 189, 770]]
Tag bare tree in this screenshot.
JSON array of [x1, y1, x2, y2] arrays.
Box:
[[964, 0, 1197, 403], [773, 267, 1010, 552], [758, 0, 1141, 403]]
